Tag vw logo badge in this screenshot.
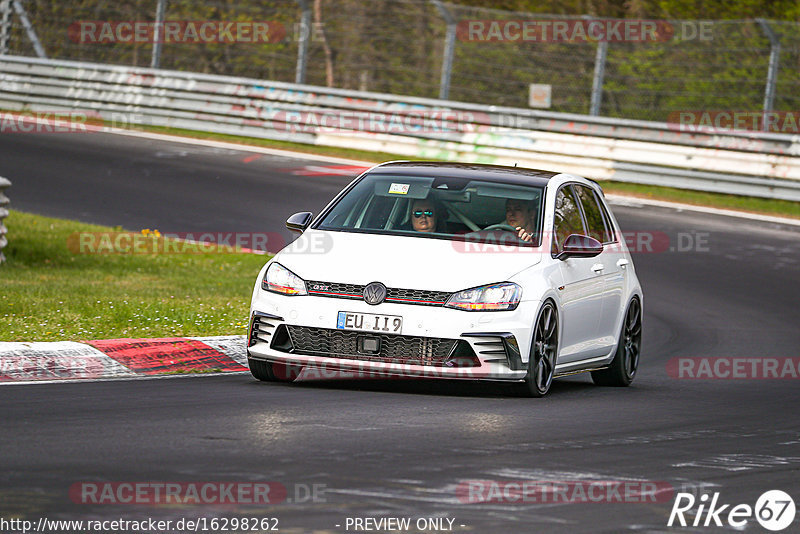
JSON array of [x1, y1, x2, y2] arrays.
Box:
[[363, 282, 387, 305]]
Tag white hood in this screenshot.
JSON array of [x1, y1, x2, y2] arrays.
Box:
[[274, 229, 544, 292]]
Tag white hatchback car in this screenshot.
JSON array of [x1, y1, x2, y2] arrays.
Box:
[[247, 162, 643, 396]]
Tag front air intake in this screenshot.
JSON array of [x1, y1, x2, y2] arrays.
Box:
[[248, 312, 283, 347]]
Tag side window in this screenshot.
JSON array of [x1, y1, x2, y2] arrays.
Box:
[[552, 186, 586, 255], [574, 185, 612, 243], [597, 195, 617, 243]]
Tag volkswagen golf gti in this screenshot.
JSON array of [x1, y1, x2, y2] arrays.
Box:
[[247, 162, 643, 396]]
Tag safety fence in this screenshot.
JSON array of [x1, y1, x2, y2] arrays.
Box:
[[0, 176, 10, 263], [2, 0, 800, 123], [1, 55, 799, 201]]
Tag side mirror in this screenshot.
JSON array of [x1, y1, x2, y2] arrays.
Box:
[[286, 212, 313, 233], [557, 234, 603, 260]]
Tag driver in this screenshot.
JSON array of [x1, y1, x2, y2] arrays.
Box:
[[410, 198, 440, 233], [505, 198, 537, 242]]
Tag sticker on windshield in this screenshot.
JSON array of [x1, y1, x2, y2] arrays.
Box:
[[388, 183, 410, 195]]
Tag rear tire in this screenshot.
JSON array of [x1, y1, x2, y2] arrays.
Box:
[[521, 301, 558, 397], [248, 357, 300, 383], [591, 297, 641, 387]]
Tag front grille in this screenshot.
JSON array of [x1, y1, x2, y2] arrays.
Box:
[[283, 325, 466, 366], [387, 287, 452, 305], [306, 280, 450, 306], [306, 281, 363, 299]]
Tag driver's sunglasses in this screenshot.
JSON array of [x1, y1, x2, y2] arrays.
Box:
[[413, 210, 434, 218]]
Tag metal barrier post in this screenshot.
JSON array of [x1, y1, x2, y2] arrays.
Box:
[[0, 177, 10, 264], [295, 0, 311, 84], [757, 18, 780, 132], [0, 0, 11, 55], [589, 40, 608, 116], [431, 0, 456, 100], [150, 0, 167, 68], [11, 0, 44, 58]]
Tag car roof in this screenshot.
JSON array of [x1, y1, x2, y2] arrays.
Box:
[[366, 161, 560, 187]]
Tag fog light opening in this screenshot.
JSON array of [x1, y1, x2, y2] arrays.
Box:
[[445, 340, 480, 368]]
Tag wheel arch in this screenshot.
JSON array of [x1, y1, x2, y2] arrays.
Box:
[[610, 293, 643, 357], [522, 295, 560, 367]]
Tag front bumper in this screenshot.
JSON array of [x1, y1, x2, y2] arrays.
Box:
[[247, 292, 539, 381]]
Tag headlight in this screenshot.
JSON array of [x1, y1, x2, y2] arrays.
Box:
[[444, 282, 522, 311], [263, 262, 307, 296]]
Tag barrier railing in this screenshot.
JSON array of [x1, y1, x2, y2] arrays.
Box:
[[1, 55, 799, 201]]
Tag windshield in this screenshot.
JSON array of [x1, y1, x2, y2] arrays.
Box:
[[316, 173, 544, 246]]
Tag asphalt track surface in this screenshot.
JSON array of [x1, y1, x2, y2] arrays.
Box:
[[2, 131, 800, 533]]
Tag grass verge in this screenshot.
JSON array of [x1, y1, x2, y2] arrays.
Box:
[[0, 210, 269, 342], [136, 124, 800, 220], [597, 181, 800, 219]]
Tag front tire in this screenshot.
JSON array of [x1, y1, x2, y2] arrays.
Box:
[[591, 297, 642, 387], [521, 301, 558, 397], [248, 357, 275, 381], [248, 357, 299, 383]]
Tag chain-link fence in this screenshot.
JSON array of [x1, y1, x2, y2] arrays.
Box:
[[3, 0, 799, 123]]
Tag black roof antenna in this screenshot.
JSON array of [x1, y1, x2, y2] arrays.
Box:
[[514, 162, 518, 167]]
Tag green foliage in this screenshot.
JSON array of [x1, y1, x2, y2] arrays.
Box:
[[7, 0, 800, 121]]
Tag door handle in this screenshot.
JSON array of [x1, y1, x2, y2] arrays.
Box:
[[591, 263, 604, 273], [617, 258, 630, 269]]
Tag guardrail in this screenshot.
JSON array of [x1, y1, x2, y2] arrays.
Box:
[[1, 55, 799, 201], [0, 176, 10, 263]]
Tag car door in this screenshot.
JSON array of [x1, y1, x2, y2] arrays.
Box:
[[552, 185, 605, 363], [573, 184, 623, 354]]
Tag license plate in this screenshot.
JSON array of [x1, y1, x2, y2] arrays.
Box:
[[337, 311, 403, 334]]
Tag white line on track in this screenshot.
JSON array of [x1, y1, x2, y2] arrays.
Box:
[[110, 127, 375, 166], [114, 127, 800, 228], [606, 194, 800, 227], [0, 370, 250, 386], [8, 112, 797, 226]]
